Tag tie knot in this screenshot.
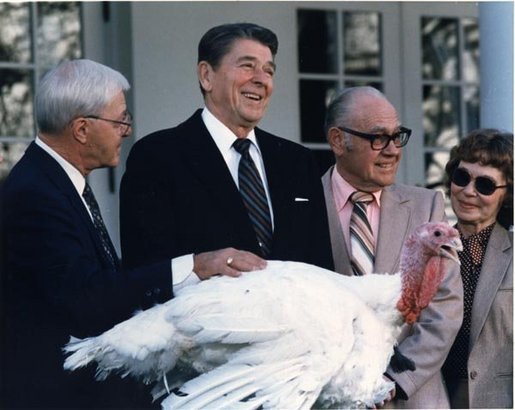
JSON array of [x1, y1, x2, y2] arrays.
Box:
[[233, 138, 252, 155], [350, 191, 374, 204]]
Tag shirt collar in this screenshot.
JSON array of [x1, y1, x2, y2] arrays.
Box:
[[35, 136, 86, 196], [331, 167, 382, 211], [201, 107, 260, 155]]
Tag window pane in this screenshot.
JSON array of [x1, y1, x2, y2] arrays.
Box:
[[343, 12, 381, 76], [0, 69, 34, 137], [423, 85, 460, 148], [37, 2, 82, 67], [0, 141, 29, 184], [0, 3, 32, 63], [463, 18, 479, 83], [425, 151, 450, 188], [298, 9, 337, 74], [300, 79, 338, 143], [422, 17, 459, 81], [465, 85, 480, 132]]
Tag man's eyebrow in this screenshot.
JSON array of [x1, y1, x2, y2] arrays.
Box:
[[236, 55, 276, 70]]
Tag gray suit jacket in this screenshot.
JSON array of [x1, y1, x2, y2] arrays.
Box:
[[466, 223, 513, 408], [322, 166, 463, 409]]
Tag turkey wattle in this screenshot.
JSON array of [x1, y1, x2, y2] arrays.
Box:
[[64, 222, 462, 409]]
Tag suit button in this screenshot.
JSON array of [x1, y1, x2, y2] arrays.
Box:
[[153, 288, 161, 295], [470, 370, 478, 380], [145, 290, 152, 297]]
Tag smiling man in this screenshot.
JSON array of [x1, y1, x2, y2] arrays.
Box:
[[321, 86, 463, 408], [120, 23, 333, 287]]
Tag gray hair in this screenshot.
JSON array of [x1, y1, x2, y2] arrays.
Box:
[[35, 59, 130, 134], [324, 86, 387, 137]]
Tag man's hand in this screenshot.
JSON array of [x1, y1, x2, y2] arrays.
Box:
[[371, 375, 396, 408], [193, 248, 267, 280]]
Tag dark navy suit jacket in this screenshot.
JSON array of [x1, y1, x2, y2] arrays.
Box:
[[0, 142, 171, 408], [120, 110, 333, 271]]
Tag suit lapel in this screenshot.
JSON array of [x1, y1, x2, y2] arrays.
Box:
[[182, 113, 260, 247], [321, 169, 412, 276], [28, 143, 116, 267], [375, 185, 412, 274], [321, 167, 352, 275], [469, 223, 512, 348]]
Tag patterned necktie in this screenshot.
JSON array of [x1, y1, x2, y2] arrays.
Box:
[[349, 191, 375, 275], [233, 138, 273, 257], [82, 183, 119, 269]]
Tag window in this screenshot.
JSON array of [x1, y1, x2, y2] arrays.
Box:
[[421, 16, 479, 190], [0, 2, 82, 183], [295, 4, 479, 184], [297, 9, 384, 145], [295, 4, 402, 175]]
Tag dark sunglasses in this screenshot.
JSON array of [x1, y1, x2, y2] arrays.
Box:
[[451, 167, 508, 196]]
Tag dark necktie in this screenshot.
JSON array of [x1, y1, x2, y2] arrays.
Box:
[[349, 191, 375, 275], [233, 138, 273, 257], [82, 183, 119, 269]]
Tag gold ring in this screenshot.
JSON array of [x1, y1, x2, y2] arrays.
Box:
[[226, 257, 234, 266]]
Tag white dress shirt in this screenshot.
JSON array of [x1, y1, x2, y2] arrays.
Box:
[[173, 108, 276, 292]]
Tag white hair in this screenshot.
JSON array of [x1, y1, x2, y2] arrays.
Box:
[[35, 59, 130, 134]]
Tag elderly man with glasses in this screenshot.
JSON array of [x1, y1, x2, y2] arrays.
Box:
[[321, 86, 463, 409], [0, 59, 184, 408]]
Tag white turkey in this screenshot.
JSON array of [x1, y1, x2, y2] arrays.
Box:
[[64, 222, 461, 409]]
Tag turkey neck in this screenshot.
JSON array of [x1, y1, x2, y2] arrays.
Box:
[[396, 235, 436, 325]]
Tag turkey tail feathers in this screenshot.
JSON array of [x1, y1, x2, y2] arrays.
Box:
[[161, 358, 317, 409], [63, 337, 99, 373]]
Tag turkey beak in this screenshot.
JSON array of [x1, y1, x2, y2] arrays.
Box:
[[439, 238, 463, 264]]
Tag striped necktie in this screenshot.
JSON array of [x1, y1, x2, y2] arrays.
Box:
[[233, 138, 273, 257], [82, 183, 119, 269], [349, 191, 375, 275]]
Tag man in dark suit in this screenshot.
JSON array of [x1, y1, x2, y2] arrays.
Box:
[[0, 59, 261, 408], [120, 23, 333, 280]]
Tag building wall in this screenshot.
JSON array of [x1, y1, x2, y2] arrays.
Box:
[[131, 1, 305, 141], [87, 1, 505, 252]]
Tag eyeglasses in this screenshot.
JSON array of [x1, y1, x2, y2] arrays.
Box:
[[451, 167, 508, 196], [337, 126, 411, 150], [84, 111, 133, 134]]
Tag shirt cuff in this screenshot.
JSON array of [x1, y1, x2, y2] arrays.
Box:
[[172, 254, 200, 292]]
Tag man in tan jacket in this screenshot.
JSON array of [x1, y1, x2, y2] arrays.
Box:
[[321, 86, 463, 408]]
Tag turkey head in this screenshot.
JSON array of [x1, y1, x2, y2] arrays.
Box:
[[396, 222, 462, 325]]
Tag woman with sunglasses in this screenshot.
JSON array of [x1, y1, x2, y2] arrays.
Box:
[[441, 128, 513, 408]]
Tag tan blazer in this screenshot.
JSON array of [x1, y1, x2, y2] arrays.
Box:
[[322, 166, 464, 409], [464, 223, 513, 408]]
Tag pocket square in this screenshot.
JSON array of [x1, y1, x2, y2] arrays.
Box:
[[295, 197, 309, 202]]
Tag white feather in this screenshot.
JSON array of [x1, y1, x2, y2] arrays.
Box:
[[64, 223, 461, 409], [65, 261, 400, 407]]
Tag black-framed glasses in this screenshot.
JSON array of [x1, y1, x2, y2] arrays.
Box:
[[452, 167, 508, 196], [337, 126, 411, 150], [84, 111, 133, 134]]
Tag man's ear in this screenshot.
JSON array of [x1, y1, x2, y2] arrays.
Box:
[[327, 127, 346, 156], [70, 117, 88, 145], [197, 61, 214, 93]]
